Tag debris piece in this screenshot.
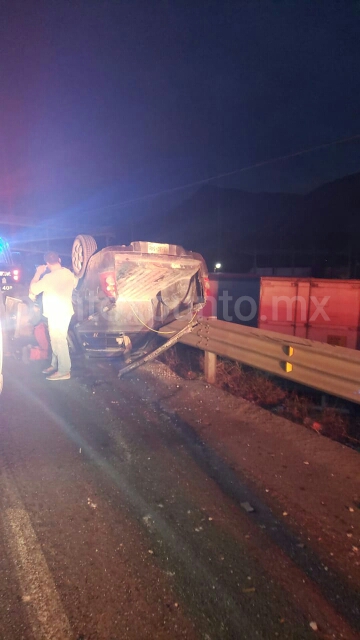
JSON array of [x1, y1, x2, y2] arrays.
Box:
[[309, 621, 318, 631], [282, 512, 288, 517], [311, 422, 322, 433], [242, 587, 256, 593], [142, 515, 152, 528], [303, 461, 310, 465], [241, 502, 255, 513]]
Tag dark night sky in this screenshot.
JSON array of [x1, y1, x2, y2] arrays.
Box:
[[1, 0, 360, 228]]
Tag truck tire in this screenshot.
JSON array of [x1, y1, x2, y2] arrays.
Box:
[[72, 234, 97, 278]]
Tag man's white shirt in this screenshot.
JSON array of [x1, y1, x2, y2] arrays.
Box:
[[30, 268, 77, 318]]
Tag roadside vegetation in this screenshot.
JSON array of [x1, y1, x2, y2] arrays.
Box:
[[159, 344, 360, 450]]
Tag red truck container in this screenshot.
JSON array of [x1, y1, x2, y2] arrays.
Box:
[[201, 274, 360, 350]]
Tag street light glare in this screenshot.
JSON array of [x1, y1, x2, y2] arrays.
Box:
[[215, 262, 221, 270]]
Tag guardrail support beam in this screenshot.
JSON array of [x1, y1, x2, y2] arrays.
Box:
[[205, 351, 217, 385]]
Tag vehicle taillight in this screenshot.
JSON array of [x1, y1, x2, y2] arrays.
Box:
[[12, 269, 20, 281], [203, 276, 210, 297], [100, 271, 117, 298]]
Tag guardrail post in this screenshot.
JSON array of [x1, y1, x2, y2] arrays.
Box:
[[205, 351, 217, 384]]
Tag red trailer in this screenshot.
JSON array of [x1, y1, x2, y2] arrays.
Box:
[[201, 274, 360, 350]]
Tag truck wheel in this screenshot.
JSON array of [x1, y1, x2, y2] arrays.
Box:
[[72, 235, 97, 278]]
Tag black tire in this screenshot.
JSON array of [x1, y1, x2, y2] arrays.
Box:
[[72, 234, 98, 278]]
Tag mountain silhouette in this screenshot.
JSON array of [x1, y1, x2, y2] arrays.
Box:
[[146, 172, 360, 275]]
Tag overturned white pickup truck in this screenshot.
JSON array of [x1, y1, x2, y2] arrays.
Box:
[[71, 235, 209, 358]]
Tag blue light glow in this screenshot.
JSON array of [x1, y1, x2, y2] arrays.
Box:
[[0, 238, 13, 264]]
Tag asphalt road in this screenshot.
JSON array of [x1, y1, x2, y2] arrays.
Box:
[[0, 356, 358, 640]]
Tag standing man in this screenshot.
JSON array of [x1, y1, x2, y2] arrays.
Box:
[[29, 252, 77, 380]]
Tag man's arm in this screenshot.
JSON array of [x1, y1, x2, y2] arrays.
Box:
[[29, 265, 47, 300]]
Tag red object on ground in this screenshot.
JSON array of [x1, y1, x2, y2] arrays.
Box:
[[30, 323, 49, 360]]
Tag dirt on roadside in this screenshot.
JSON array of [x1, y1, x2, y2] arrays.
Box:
[[142, 361, 360, 593]]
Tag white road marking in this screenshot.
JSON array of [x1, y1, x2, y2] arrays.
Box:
[[1, 472, 73, 640]]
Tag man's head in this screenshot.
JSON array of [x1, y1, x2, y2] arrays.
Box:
[[44, 251, 61, 270]]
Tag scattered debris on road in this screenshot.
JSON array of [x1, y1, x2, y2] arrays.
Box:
[[241, 501, 255, 513]]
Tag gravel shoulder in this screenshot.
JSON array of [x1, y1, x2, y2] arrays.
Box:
[[142, 361, 360, 590]]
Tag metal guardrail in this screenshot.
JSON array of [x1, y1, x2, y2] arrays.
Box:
[[159, 318, 360, 405]]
